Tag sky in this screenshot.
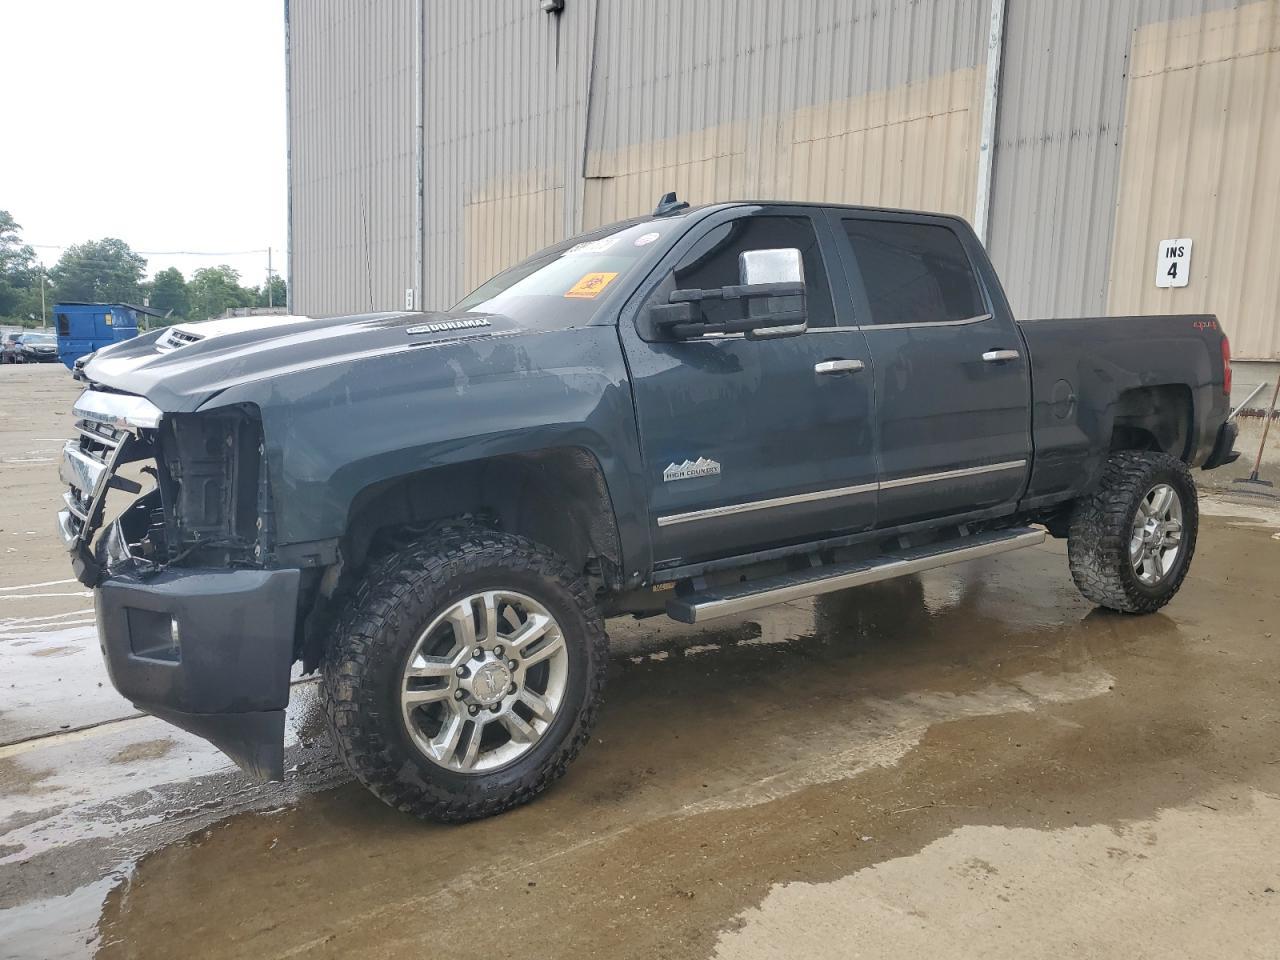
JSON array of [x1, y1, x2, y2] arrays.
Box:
[[1, 0, 287, 288]]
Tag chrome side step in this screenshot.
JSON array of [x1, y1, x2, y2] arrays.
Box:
[[666, 527, 1045, 624]]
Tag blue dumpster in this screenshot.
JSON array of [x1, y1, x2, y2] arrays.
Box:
[[54, 303, 145, 370]]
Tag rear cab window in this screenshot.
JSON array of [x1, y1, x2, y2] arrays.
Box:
[[839, 218, 986, 326]]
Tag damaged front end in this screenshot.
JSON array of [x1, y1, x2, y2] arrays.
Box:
[[59, 387, 298, 781]]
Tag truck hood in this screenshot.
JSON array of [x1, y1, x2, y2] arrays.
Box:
[[82, 310, 535, 411]]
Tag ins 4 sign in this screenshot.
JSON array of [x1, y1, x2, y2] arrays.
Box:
[[1155, 238, 1192, 289]]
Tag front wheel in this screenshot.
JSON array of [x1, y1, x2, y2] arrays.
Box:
[[1067, 451, 1199, 614], [323, 530, 608, 822]]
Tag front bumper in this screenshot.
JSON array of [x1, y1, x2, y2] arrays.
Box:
[[61, 387, 298, 780], [96, 566, 300, 780], [1202, 419, 1240, 470]]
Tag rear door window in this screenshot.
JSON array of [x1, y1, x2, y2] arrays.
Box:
[[840, 219, 985, 326]]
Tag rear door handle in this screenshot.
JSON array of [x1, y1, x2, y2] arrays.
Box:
[[815, 359, 865, 375], [982, 349, 1020, 363]]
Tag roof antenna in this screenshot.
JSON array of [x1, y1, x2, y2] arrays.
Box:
[[653, 191, 690, 217]]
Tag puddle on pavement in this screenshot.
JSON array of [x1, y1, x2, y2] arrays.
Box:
[[93, 532, 1279, 960], [0, 683, 339, 865], [2, 873, 125, 960], [715, 791, 1280, 960], [1200, 492, 1280, 532], [0, 682, 347, 960], [2, 515, 1277, 959], [0, 617, 130, 746]]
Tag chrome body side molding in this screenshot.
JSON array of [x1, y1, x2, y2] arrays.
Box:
[[656, 480, 879, 528], [878, 459, 1026, 491], [657, 460, 1026, 527]]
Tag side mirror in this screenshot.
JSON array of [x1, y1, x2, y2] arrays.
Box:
[[739, 248, 803, 285], [738, 248, 807, 340], [648, 247, 809, 341]]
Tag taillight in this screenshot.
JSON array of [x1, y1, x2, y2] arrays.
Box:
[[1221, 336, 1232, 396]]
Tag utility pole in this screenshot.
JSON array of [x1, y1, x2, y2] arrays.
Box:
[[40, 270, 47, 330], [266, 247, 274, 308]]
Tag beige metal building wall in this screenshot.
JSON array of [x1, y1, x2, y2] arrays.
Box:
[[986, 0, 1276, 362], [286, 0, 416, 317], [984, 0, 1140, 320], [1107, 0, 1280, 361], [422, 2, 598, 300], [579, 0, 986, 230], [287, 0, 1280, 361], [416, 0, 987, 307]]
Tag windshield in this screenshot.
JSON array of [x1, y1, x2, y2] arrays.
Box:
[[23, 334, 55, 345], [453, 218, 684, 328]]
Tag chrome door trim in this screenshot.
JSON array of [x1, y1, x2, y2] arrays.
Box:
[[656, 480, 878, 527], [981, 349, 1020, 362], [656, 459, 1027, 527], [879, 459, 1026, 491], [860, 313, 992, 332]]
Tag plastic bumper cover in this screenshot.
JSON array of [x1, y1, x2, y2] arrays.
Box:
[[95, 566, 300, 781], [1202, 419, 1240, 470]]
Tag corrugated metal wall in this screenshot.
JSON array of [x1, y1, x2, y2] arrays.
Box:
[[984, 0, 1138, 320], [419, 0, 986, 306], [287, 0, 416, 317], [580, 0, 986, 227], [984, 0, 1262, 348], [287, 0, 1280, 358], [1107, 0, 1280, 361], [422, 2, 600, 300]]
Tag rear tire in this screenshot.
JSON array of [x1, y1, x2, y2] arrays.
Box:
[[1067, 451, 1198, 614], [323, 529, 607, 822]]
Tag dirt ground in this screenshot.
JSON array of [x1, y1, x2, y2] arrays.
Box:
[[1, 363, 1278, 959]]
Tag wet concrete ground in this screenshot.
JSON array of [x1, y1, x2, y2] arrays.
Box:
[[2, 364, 1278, 959]]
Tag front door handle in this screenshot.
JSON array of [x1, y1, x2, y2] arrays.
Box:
[[982, 349, 1020, 363], [815, 359, 865, 375]]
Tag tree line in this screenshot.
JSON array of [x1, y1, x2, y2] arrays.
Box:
[[0, 210, 286, 328]]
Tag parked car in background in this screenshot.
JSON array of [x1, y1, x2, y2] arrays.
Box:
[[0, 331, 21, 364], [16, 332, 59, 363]]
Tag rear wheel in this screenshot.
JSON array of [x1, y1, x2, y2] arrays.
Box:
[[323, 529, 607, 821], [1067, 451, 1198, 614]]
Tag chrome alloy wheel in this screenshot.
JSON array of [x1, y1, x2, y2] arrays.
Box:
[[1130, 482, 1184, 586], [399, 590, 569, 773]]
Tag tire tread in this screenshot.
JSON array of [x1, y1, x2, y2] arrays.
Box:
[[1067, 451, 1198, 614], [321, 529, 607, 822]]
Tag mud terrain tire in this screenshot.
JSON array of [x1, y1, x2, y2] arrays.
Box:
[[323, 530, 607, 822], [1067, 451, 1198, 614]]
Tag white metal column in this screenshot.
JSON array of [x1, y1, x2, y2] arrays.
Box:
[[973, 0, 1007, 246], [410, 0, 425, 311]]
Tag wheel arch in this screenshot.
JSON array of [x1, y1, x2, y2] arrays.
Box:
[[1108, 384, 1194, 461], [343, 446, 625, 591]]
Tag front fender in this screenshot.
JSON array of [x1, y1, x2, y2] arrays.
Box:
[[206, 327, 651, 584]]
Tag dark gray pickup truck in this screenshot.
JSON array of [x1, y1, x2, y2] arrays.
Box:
[[58, 198, 1239, 821]]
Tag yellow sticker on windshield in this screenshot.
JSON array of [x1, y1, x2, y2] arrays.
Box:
[[564, 272, 619, 299]]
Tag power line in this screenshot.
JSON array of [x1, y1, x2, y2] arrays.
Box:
[[30, 244, 270, 257]]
